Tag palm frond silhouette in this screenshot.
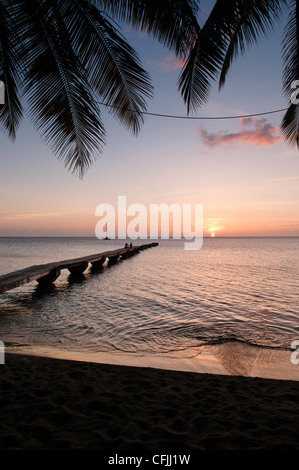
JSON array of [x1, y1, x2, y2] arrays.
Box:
[[0, 1, 297, 178]]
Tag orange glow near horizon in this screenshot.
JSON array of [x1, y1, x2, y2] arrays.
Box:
[[1, 206, 299, 237], [1, 197, 299, 238]]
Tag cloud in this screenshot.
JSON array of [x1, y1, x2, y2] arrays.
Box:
[[198, 117, 283, 149], [147, 54, 185, 72], [265, 176, 299, 183]]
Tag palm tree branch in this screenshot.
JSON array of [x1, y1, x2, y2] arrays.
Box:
[[0, 0, 23, 140], [61, 0, 153, 134], [219, 0, 286, 89], [21, 0, 105, 177], [282, 0, 299, 98], [178, 0, 285, 112], [95, 0, 199, 56], [281, 103, 299, 147], [281, 0, 299, 148], [178, 1, 227, 112]]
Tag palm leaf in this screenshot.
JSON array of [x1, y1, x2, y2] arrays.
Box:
[[281, 0, 299, 147], [178, 36, 218, 112], [61, 0, 153, 135], [0, 0, 202, 175], [178, 2, 226, 112], [0, 0, 23, 140], [282, 0, 299, 98], [281, 103, 299, 147], [97, 0, 199, 56], [219, 0, 285, 89], [178, 0, 285, 113], [20, 0, 105, 178]]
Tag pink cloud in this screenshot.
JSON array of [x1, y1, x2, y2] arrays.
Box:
[[198, 117, 283, 149], [147, 54, 186, 72]]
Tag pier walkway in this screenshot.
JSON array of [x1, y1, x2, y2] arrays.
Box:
[[0, 242, 158, 294]]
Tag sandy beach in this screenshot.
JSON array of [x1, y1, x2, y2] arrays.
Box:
[[1, 352, 299, 451]]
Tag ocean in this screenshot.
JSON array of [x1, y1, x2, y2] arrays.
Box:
[[0, 236, 298, 378]]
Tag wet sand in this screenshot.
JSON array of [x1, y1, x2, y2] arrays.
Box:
[[1, 352, 299, 451]]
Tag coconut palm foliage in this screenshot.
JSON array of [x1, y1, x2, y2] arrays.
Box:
[[177, 0, 299, 148], [0, 0, 199, 177], [281, 0, 299, 146], [0, 1, 298, 178]]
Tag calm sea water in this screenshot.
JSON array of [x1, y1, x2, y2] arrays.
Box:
[[0, 237, 298, 359]]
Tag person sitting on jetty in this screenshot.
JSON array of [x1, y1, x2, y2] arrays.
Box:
[[129, 242, 133, 248], [125, 243, 129, 248]]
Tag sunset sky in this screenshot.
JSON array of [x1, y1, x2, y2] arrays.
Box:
[[1, 2, 299, 238]]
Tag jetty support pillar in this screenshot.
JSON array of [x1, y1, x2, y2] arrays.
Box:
[[68, 261, 89, 275], [108, 253, 120, 264], [91, 256, 106, 269], [37, 267, 61, 286]]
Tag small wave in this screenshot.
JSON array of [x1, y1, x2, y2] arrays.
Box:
[[197, 336, 290, 352]]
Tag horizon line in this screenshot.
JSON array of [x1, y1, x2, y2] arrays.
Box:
[[0, 235, 298, 239]]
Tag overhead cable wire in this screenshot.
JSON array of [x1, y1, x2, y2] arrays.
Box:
[[97, 101, 288, 120]]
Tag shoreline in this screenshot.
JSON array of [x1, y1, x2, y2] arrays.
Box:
[[5, 340, 299, 382], [2, 351, 299, 450]]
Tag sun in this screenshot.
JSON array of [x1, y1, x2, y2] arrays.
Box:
[[211, 233, 215, 237]]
